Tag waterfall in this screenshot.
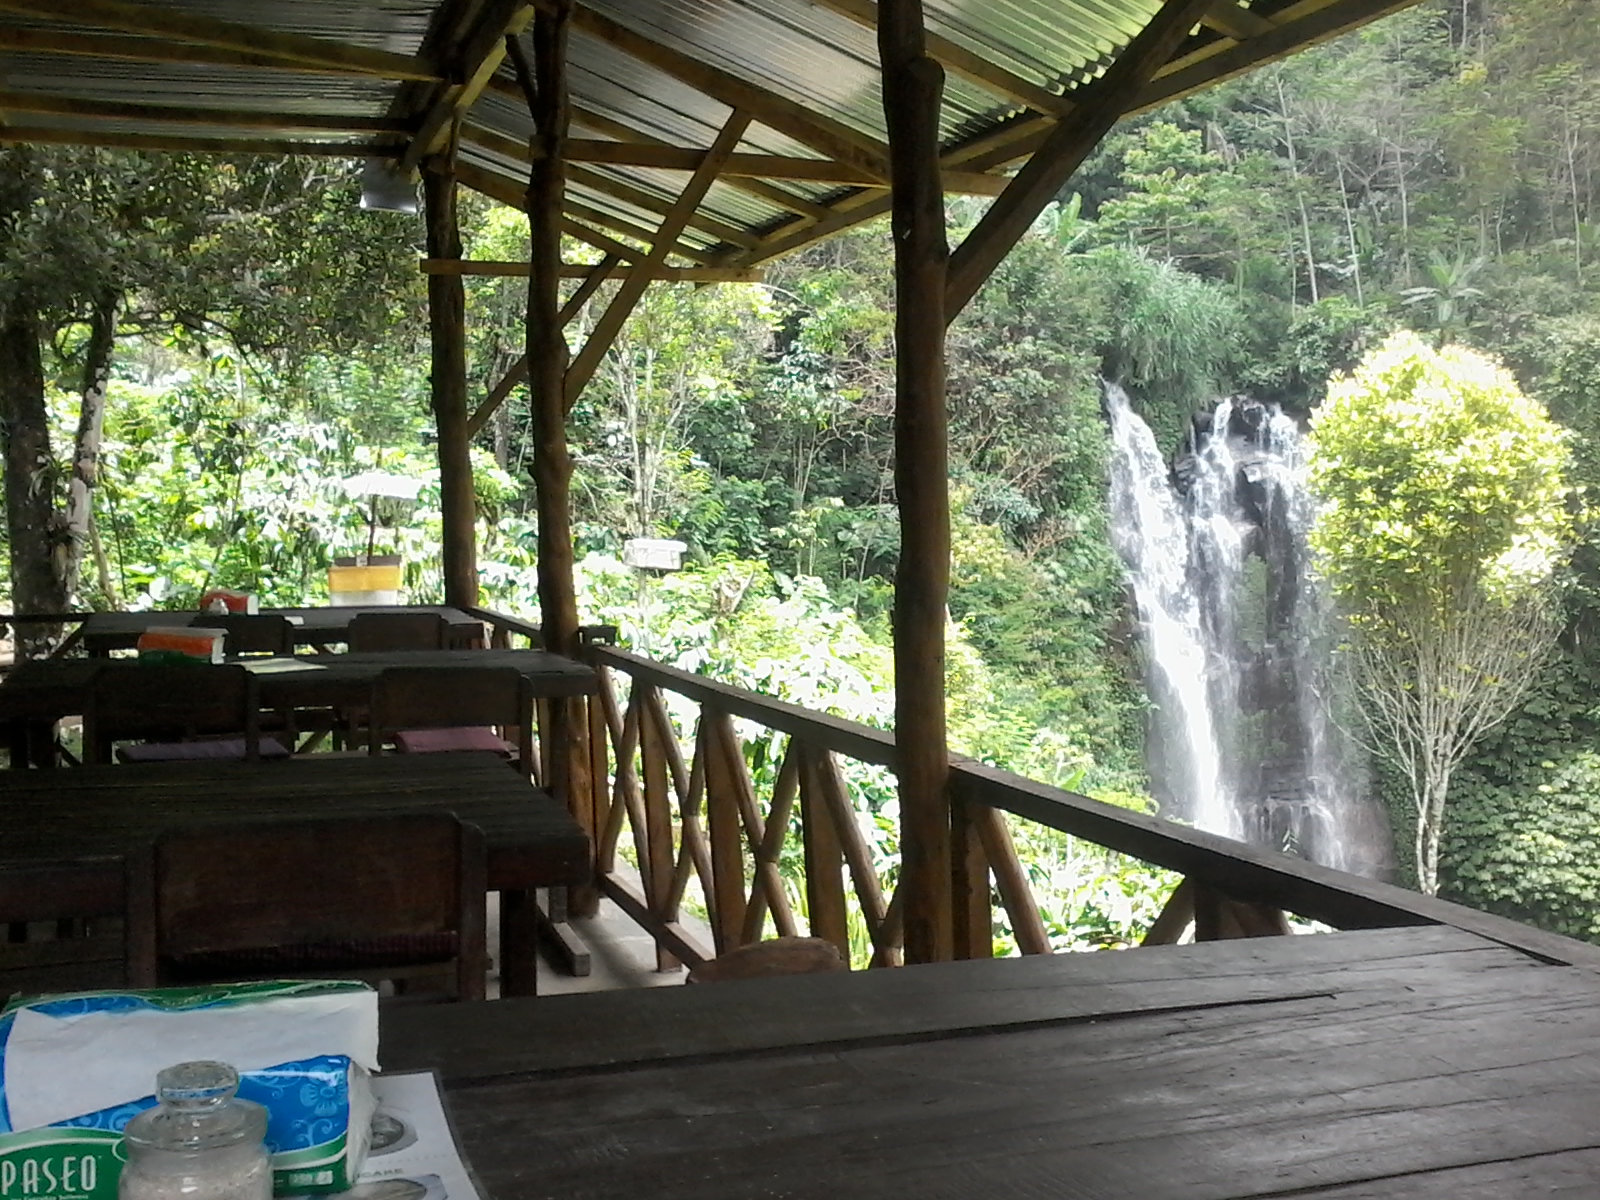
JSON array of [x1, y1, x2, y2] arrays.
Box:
[[1104, 383, 1391, 878]]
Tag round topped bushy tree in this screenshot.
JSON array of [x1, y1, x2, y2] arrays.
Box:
[[1307, 331, 1572, 894]]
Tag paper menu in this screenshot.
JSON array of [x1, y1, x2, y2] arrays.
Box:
[[304, 1073, 484, 1200]]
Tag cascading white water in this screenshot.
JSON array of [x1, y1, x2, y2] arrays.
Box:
[[1105, 383, 1391, 877]]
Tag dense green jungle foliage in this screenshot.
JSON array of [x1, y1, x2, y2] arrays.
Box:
[[5, 0, 1600, 947]]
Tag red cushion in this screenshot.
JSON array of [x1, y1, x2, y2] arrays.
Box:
[[118, 738, 291, 764], [392, 727, 513, 756]]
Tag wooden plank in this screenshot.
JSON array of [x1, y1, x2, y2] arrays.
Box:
[[0, 127, 388, 156], [812, 748, 891, 962], [0, 26, 422, 77], [955, 758, 1600, 970], [597, 871, 712, 966], [804, 0, 1077, 117], [422, 258, 762, 282], [0, 89, 407, 133], [639, 686, 680, 972], [562, 109, 753, 409], [1141, 878, 1195, 946], [738, 739, 800, 944], [426, 970, 1600, 1199], [798, 744, 851, 961], [382, 924, 1521, 1080], [423, 164, 479, 609], [945, 0, 1218, 321], [969, 803, 1048, 955], [546, 0, 893, 184], [463, 254, 622, 441], [541, 139, 1007, 195], [589, 647, 899, 770], [0, 0, 440, 81], [702, 710, 750, 955], [880, 0, 952, 965], [403, 0, 536, 171]]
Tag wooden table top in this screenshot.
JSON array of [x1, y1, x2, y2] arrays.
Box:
[[78, 605, 485, 652], [0, 753, 590, 922], [383, 924, 1600, 1198], [0, 648, 596, 719]]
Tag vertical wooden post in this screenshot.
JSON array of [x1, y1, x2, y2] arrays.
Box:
[[422, 164, 478, 609], [879, 0, 952, 964], [521, 1, 595, 915]]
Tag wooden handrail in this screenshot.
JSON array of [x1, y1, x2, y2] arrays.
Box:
[[567, 642, 1600, 972]]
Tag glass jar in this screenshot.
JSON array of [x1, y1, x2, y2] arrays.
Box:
[[119, 1061, 272, 1200]]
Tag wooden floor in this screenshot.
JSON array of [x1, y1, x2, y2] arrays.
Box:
[[388, 923, 1600, 1199]]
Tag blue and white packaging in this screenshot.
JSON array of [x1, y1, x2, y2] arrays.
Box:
[[0, 982, 379, 1198]]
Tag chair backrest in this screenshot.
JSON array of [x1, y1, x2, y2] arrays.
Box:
[[346, 612, 449, 653], [125, 813, 487, 1001], [193, 614, 296, 656], [83, 664, 261, 764], [367, 666, 534, 777]]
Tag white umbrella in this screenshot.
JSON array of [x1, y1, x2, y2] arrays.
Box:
[[341, 472, 424, 558]]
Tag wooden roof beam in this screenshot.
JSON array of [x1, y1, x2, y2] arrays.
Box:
[[461, 124, 760, 248], [564, 110, 753, 408], [0, 26, 425, 77], [0, 126, 390, 156], [422, 258, 763, 282], [0, 0, 440, 81], [1201, 1, 1277, 40], [563, 100, 835, 224], [0, 88, 407, 134], [945, 0, 1221, 320], [538, 137, 1007, 195], [532, 0, 893, 185], [403, 0, 537, 172], [804, 0, 1074, 117]]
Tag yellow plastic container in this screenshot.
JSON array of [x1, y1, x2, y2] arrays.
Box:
[[328, 563, 403, 606]]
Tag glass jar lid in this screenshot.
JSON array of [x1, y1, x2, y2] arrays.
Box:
[[123, 1062, 268, 1153]]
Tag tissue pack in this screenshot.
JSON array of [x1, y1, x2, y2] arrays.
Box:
[[0, 982, 380, 1200], [134, 627, 228, 665]]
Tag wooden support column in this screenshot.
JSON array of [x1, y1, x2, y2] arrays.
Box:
[[879, 0, 952, 965], [422, 163, 479, 608], [517, 1, 598, 918]]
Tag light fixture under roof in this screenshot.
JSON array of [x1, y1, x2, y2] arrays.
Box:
[[360, 158, 418, 213]]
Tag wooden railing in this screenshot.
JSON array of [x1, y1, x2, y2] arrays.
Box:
[[466, 605, 1600, 973]]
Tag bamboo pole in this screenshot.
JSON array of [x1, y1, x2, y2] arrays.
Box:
[[422, 162, 479, 608], [879, 0, 953, 964]]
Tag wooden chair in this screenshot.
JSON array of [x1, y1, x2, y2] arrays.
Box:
[[346, 612, 449, 653], [367, 666, 535, 778], [193, 613, 296, 657], [686, 936, 847, 984], [83, 664, 289, 764], [126, 813, 488, 1001]]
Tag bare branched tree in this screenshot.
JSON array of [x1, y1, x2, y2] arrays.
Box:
[[1339, 582, 1560, 894]]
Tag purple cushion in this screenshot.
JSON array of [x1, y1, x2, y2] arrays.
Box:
[[392, 727, 513, 756], [118, 738, 291, 764]]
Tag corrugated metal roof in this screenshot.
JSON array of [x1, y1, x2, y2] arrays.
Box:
[[0, 0, 1424, 265]]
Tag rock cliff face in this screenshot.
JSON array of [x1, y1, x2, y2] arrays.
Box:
[[1110, 386, 1394, 879]]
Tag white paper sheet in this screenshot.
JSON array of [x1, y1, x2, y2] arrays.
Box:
[[5, 989, 379, 1131], [239, 658, 327, 673], [318, 1073, 483, 1200]]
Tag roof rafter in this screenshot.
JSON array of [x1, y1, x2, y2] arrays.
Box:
[[403, 0, 538, 172], [532, 0, 894, 185], [0, 88, 407, 134], [0, 126, 387, 156], [0, 0, 440, 81], [802, 0, 1075, 117], [422, 257, 762, 281], [0, 26, 420, 77], [564, 109, 753, 407]]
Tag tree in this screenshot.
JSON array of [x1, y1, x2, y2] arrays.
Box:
[[1307, 330, 1572, 893]]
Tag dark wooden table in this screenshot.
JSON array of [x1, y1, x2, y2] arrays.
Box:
[[0, 753, 589, 996], [383, 924, 1600, 1197], [0, 649, 595, 762], [77, 605, 486, 655]]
